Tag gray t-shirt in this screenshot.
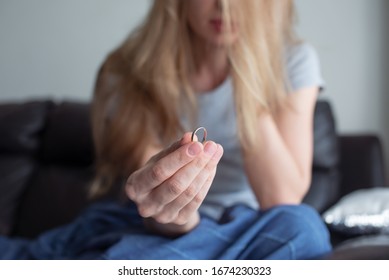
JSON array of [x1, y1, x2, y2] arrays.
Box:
[[184, 43, 324, 220]]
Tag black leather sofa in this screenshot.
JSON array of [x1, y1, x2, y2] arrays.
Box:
[[0, 99, 387, 259]]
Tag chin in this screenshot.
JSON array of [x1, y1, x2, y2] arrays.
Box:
[[205, 33, 238, 47]]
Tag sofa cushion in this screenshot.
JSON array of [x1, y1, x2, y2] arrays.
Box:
[[0, 101, 53, 154], [40, 102, 94, 165], [304, 101, 341, 212], [326, 235, 389, 259], [339, 135, 386, 196], [0, 156, 35, 235], [303, 169, 340, 213], [0, 101, 51, 235], [12, 165, 94, 238], [312, 101, 339, 169], [322, 187, 389, 235]]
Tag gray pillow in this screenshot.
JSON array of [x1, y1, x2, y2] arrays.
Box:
[[322, 187, 389, 235]]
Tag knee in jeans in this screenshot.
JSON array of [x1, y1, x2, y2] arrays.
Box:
[[270, 204, 332, 258]]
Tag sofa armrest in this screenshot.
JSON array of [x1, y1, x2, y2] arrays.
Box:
[[338, 134, 386, 196]]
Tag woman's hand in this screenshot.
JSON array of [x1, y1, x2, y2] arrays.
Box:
[[125, 132, 223, 236]]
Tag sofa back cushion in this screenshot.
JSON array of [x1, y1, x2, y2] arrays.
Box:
[[40, 102, 94, 165], [0, 101, 53, 154], [12, 102, 97, 238], [304, 101, 340, 212], [0, 101, 52, 235]]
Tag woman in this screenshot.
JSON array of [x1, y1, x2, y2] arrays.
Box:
[[0, 0, 331, 259], [89, 0, 331, 258]]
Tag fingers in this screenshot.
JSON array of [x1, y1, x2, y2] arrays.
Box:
[[174, 171, 216, 225], [127, 134, 202, 198], [155, 169, 217, 224], [150, 141, 217, 204], [126, 129, 224, 226], [144, 143, 224, 223], [171, 144, 223, 224], [144, 141, 203, 191]]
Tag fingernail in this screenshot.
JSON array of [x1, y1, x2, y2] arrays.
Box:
[[188, 142, 202, 156], [204, 142, 217, 155]]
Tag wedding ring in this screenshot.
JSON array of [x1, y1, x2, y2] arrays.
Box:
[[191, 127, 207, 143]]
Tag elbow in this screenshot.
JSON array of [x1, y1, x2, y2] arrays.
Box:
[[299, 171, 312, 198], [289, 163, 312, 201], [260, 173, 312, 209], [291, 171, 312, 202]]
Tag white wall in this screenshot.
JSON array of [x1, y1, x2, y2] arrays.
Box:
[[0, 0, 388, 180], [295, 0, 389, 182], [0, 0, 150, 101]]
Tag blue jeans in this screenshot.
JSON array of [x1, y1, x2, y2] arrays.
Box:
[[0, 201, 332, 259]]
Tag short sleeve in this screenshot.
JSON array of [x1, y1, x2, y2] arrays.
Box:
[[285, 43, 325, 92]]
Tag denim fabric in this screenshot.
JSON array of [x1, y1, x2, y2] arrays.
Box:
[[0, 201, 331, 260]]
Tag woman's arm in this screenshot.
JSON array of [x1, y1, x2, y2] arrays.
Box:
[[243, 86, 319, 209]]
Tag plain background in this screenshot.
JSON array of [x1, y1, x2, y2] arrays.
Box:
[[0, 0, 388, 181]]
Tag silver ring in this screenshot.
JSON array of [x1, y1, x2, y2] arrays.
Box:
[[191, 127, 207, 143]]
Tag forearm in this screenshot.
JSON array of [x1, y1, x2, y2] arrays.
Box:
[[243, 113, 311, 209]]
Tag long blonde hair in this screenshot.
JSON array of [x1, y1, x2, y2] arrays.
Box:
[[90, 0, 298, 196]]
